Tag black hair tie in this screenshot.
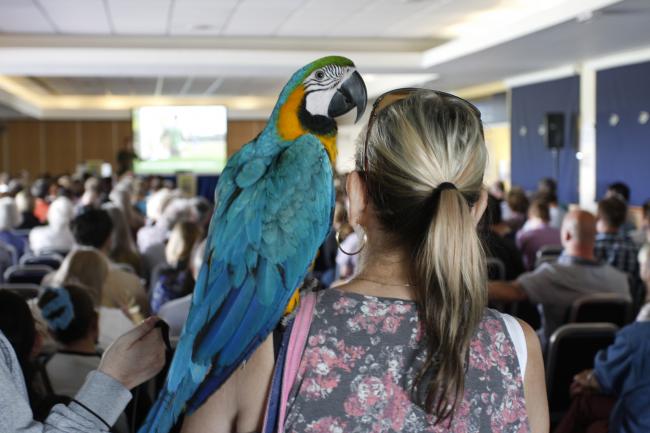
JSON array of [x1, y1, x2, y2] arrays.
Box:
[[428, 182, 458, 213]]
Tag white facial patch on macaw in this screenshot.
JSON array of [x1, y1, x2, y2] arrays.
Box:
[[304, 66, 355, 117]]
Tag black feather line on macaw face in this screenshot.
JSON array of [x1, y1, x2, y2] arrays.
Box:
[[299, 98, 337, 136]]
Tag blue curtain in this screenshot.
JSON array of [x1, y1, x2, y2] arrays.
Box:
[[596, 61, 650, 205], [510, 76, 580, 204]]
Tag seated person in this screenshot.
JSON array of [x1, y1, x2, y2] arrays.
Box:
[[71, 209, 148, 319], [489, 210, 630, 347], [535, 178, 566, 230], [102, 203, 142, 276], [38, 285, 101, 397], [630, 200, 650, 246], [481, 194, 525, 280], [516, 199, 561, 270], [150, 220, 200, 314], [29, 196, 75, 255], [159, 239, 205, 337], [1, 310, 165, 432], [15, 190, 43, 230], [0, 196, 28, 258], [595, 196, 639, 278], [635, 244, 650, 321], [605, 181, 636, 235], [553, 315, 650, 433], [503, 186, 529, 234], [44, 248, 134, 349]]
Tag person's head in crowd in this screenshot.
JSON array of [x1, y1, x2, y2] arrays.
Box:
[[606, 181, 631, 203], [80, 176, 101, 208], [159, 195, 193, 230], [165, 220, 201, 269], [597, 196, 627, 234], [190, 239, 206, 280], [489, 180, 506, 201], [47, 196, 74, 229], [0, 196, 22, 231], [350, 90, 487, 418], [189, 197, 212, 233], [146, 188, 174, 223], [148, 176, 163, 193], [101, 203, 138, 259], [506, 186, 529, 216], [561, 209, 597, 257], [53, 248, 109, 306], [70, 208, 113, 253], [642, 200, 650, 230], [537, 177, 557, 195], [15, 190, 35, 213], [31, 178, 50, 200], [38, 285, 99, 350], [527, 199, 551, 225], [0, 290, 39, 371]]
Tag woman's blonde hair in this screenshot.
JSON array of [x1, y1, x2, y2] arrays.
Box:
[[358, 91, 487, 421], [165, 220, 201, 268], [52, 247, 109, 306]]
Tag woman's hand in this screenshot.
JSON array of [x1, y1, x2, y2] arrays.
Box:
[[98, 316, 166, 390], [570, 369, 600, 397]]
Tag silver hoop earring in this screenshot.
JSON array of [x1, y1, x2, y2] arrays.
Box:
[[336, 229, 367, 256]]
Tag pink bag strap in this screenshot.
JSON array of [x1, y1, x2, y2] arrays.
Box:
[[276, 290, 317, 432]]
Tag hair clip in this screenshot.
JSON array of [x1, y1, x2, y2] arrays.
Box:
[[41, 287, 75, 331]]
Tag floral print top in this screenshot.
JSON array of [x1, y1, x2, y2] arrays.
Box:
[[283, 288, 529, 433]]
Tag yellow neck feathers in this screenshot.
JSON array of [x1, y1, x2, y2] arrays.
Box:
[[277, 85, 337, 164]]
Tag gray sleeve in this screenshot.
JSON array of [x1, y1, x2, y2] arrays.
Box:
[[516, 265, 554, 304], [1, 360, 131, 433]]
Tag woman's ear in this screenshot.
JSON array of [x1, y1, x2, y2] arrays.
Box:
[[471, 189, 488, 226], [346, 172, 368, 228]]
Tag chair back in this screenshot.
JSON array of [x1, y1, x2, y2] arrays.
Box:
[[0, 283, 41, 300], [537, 244, 563, 258], [535, 254, 559, 269], [20, 253, 64, 270], [569, 293, 632, 327], [486, 257, 506, 280], [546, 323, 618, 415], [4, 264, 54, 285], [0, 241, 18, 266]]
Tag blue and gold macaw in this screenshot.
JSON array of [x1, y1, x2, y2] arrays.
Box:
[[139, 56, 367, 433]]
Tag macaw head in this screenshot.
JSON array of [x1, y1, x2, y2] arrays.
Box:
[[273, 56, 367, 162]]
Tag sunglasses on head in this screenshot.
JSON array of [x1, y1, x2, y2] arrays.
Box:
[[360, 88, 481, 175]]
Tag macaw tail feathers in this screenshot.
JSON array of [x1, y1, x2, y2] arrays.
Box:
[[137, 377, 195, 433]]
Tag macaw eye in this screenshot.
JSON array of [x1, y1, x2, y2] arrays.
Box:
[[315, 70, 325, 80]]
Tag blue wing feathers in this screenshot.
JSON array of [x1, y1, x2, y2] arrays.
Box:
[[139, 133, 334, 433]]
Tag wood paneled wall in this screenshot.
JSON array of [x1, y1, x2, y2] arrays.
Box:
[[0, 118, 267, 177]]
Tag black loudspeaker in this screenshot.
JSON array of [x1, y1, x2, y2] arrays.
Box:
[[545, 112, 565, 149]]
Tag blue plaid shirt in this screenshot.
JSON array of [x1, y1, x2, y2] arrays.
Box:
[[594, 232, 639, 278]]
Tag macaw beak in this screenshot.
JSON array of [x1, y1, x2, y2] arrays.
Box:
[[328, 70, 367, 123]]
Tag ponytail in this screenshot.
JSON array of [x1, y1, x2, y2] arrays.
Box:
[[412, 187, 486, 420], [359, 90, 487, 423]]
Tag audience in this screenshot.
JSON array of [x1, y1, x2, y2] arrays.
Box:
[[630, 200, 650, 246], [28, 196, 75, 255], [482, 194, 525, 280], [15, 191, 41, 230], [489, 210, 630, 347], [553, 304, 650, 433], [517, 199, 562, 270], [43, 247, 134, 348], [595, 196, 640, 277], [0, 196, 28, 257], [102, 203, 143, 275], [504, 186, 529, 233], [150, 220, 200, 314], [70, 209, 148, 320], [31, 179, 50, 224], [158, 238, 206, 337], [536, 177, 566, 229]]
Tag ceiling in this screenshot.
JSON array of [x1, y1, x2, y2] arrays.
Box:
[[1, 0, 649, 119]]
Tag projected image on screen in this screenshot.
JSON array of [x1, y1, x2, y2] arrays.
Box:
[[133, 106, 227, 174]]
